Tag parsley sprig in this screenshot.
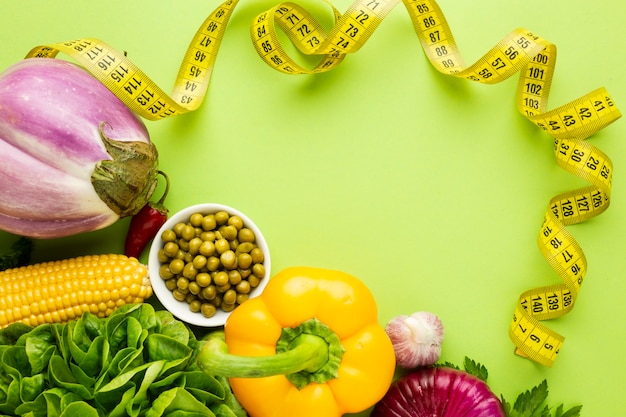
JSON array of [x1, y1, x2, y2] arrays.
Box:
[[439, 357, 582, 417], [501, 380, 582, 417]]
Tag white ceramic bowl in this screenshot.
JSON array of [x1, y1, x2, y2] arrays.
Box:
[[148, 203, 271, 327]]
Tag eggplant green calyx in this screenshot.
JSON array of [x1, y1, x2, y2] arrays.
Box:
[[91, 122, 159, 217], [198, 318, 345, 390]]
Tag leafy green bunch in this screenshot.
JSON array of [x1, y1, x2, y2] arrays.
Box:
[[0, 304, 246, 417]]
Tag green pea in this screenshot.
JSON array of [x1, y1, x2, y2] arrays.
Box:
[[252, 263, 266, 279], [217, 283, 231, 293], [213, 271, 229, 286], [248, 275, 260, 288], [220, 250, 237, 270], [187, 238, 202, 255], [201, 285, 217, 300], [159, 265, 174, 280], [198, 240, 215, 257], [172, 222, 186, 237], [178, 239, 189, 252], [228, 215, 244, 230], [196, 272, 212, 287], [182, 262, 198, 279], [251, 247, 264, 264], [200, 231, 216, 243], [201, 214, 217, 231], [221, 302, 236, 312], [238, 228, 256, 243], [201, 303, 216, 318], [236, 280, 251, 294], [157, 249, 170, 263], [169, 258, 185, 275], [215, 238, 230, 255], [215, 211, 230, 225], [189, 299, 202, 313], [163, 242, 179, 258], [161, 229, 177, 242], [188, 281, 201, 295], [177, 277, 190, 290], [223, 289, 237, 305], [181, 224, 195, 241], [172, 289, 186, 302], [220, 225, 238, 241], [192, 255, 207, 270], [238, 253, 252, 269], [228, 270, 242, 285], [205, 256, 219, 272], [165, 278, 177, 291], [189, 213, 204, 227], [235, 242, 255, 254]]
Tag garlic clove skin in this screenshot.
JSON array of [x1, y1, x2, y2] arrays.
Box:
[[385, 311, 444, 368]]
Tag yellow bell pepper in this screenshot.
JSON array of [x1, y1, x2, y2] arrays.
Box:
[[197, 266, 396, 417]]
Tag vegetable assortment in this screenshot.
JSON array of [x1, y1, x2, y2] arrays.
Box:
[[197, 266, 396, 417], [0, 58, 159, 238], [0, 303, 246, 417], [0, 6, 594, 416]]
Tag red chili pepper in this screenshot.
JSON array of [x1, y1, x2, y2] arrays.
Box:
[[124, 171, 170, 259]]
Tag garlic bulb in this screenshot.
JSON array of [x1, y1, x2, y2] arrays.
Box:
[[385, 311, 444, 368]]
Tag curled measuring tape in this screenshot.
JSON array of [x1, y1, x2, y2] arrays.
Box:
[[250, 0, 620, 368], [23, 0, 620, 367], [25, 0, 239, 120]]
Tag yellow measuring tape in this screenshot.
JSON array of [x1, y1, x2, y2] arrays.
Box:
[[24, 0, 620, 367]]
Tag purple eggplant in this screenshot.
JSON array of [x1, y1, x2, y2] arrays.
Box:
[[0, 58, 158, 238]]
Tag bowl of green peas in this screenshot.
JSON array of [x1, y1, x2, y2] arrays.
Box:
[[148, 203, 271, 327]]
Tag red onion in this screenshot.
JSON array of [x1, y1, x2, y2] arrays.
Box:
[[0, 58, 158, 238], [371, 366, 505, 417]]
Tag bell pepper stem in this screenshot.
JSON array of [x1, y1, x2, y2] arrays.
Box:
[[197, 331, 328, 378], [197, 318, 345, 389]]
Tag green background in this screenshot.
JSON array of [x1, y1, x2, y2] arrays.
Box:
[[1, 0, 625, 414]]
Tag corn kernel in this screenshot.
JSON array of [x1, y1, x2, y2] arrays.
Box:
[[43, 312, 53, 323], [0, 254, 152, 328]]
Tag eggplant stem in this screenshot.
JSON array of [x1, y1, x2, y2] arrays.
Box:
[[155, 171, 170, 206]]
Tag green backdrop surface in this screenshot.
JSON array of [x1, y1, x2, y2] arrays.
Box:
[[1, 0, 625, 414]]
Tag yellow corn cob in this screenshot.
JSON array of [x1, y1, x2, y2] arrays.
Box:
[[0, 254, 152, 328]]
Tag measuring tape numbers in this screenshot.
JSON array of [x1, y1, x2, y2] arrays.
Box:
[[22, 0, 621, 367], [25, 0, 238, 120]]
